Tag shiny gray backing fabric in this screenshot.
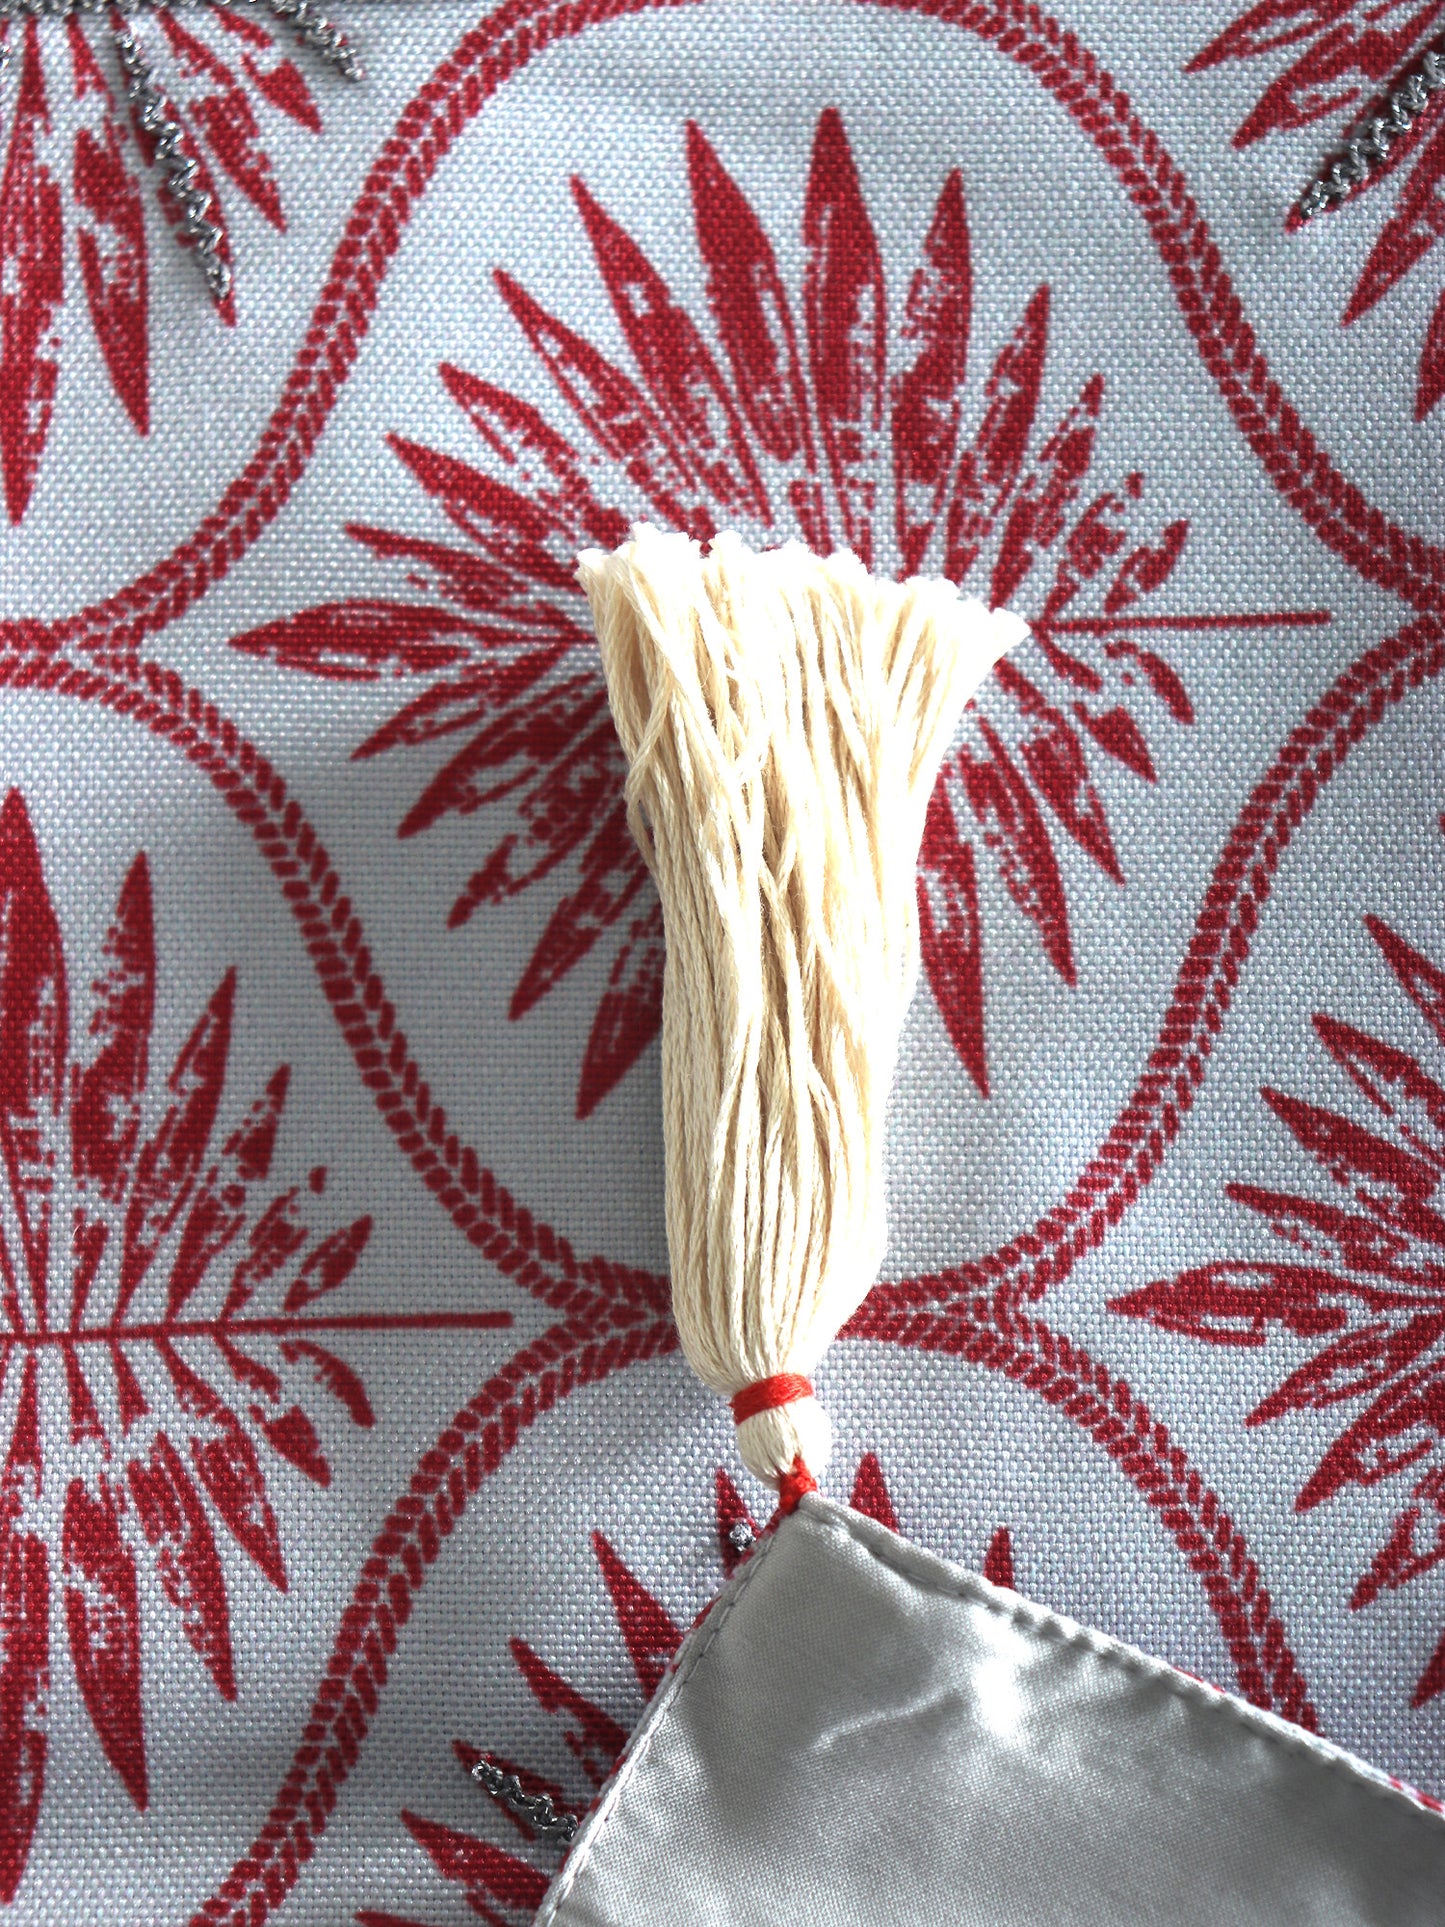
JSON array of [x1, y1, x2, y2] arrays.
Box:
[[541, 1498, 1445, 1926]]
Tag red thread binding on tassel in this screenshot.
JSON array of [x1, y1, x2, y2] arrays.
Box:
[[729, 1374, 814, 1425], [778, 1457, 818, 1515]]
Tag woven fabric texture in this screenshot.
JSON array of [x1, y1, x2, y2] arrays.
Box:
[[1, 2, 1443, 1919]]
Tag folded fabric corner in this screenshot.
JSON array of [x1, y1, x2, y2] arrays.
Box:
[[539, 1496, 1445, 1926]]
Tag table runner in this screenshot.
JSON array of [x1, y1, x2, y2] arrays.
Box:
[[1, 2, 1443, 1918]]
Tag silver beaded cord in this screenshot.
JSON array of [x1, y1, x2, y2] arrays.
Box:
[[256, 0, 363, 83], [111, 15, 234, 304], [470, 1757, 580, 1847], [1298, 44, 1445, 221]]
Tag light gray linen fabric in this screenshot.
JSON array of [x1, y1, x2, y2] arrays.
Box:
[[541, 1497, 1445, 1926]]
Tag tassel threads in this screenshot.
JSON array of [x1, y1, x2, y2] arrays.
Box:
[[580, 528, 1026, 1490]]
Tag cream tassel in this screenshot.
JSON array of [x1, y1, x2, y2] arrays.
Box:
[[578, 528, 1026, 1494]]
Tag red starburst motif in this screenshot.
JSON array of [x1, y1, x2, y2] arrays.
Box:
[[1111, 894, 1445, 1709], [1181, 0, 1445, 417], [354, 1451, 1023, 1927], [0, 6, 327, 523], [235, 105, 1302, 1113], [0, 788, 511, 1905]]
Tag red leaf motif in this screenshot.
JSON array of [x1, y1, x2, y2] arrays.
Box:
[[982, 1526, 1016, 1590], [944, 284, 1048, 585], [1313, 1012, 1445, 1164], [1226, 1181, 1415, 1277], [251, 1405, 329, 1487], [387, 435, 586, 599], [118, 970, 234, 1322], [576, 896, 663, 1120], [439, 364, 628, 551], [0, 21, 63, 526], [1105, 640, 1195, 725], [1200, 4, 1442, 146], [1184, 0, 1350, 72], [0, 789, 68, 1329], [282, 1214, 371, 1312], [1350, 1469, 1445, 1609], [280, 1339, 374, 1429], [401, 1811, 548, 1916], [446, 714, 624, 925], [494, 268, 711, 536], [230, 602, 478, 682], [1038, 486, 1132, 632], [355, 655, 562, 766], [592, 1531, 682, 1698], [346, 519, 579, 630], [1417, 284, 1445, 420], [71, 852, 154, 1212], [127, 1429, 235, 1700], [995, 658, 1124, 878], [68, 20, 148, 438], [990, 374, 1104, 611], [687, 121, 829, 550], [1369, 912, 1445, 1049], [917, 784, 989, 1096], [1103, 519, 1190, 617], [848, 1452, 899, 1531], [61, 1476, 146, 1808], [572, 176, 767, 523], [167, 1064, 289, 1321], [1344, 115, 1445, 323], [1248, 1314, 1445, 1423], [891, 168, 971, 574], [509, 1637, 629, 1784], [803, 108, 885, 566], [156, 11, 285, 229], [211, 9, 323, 135], [163, 1347, 286, 1591], [1074, 702, 1157, 784], [1416, 1618, 1445, 1705], [1296, 1359, 1445, 1510], [220, 1186, 305, 1319], [1108, 1262, 1354, 1346], [509, 804, 648, 1020], [0, 1356, 47, 1904], [714, 1468, 761, 1579], [1260, 1085, 1441, 1206], [955, 719, 1075, 985], [399, 671, 606, 843]]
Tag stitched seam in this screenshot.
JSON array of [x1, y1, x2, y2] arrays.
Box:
[[536, 1527, 780, 1922], [802, 1500, 1445, 1834]]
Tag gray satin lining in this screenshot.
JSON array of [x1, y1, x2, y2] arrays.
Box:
[[538, 1495, 1445, 1925]]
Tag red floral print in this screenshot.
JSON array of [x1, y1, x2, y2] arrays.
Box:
[[0, 7, 325, 523], [235, 107, 1199, 1113], [0, 788, 397, 1901], [1111, 897, 1445, 1707], [1182, 0, 1445, 416]]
